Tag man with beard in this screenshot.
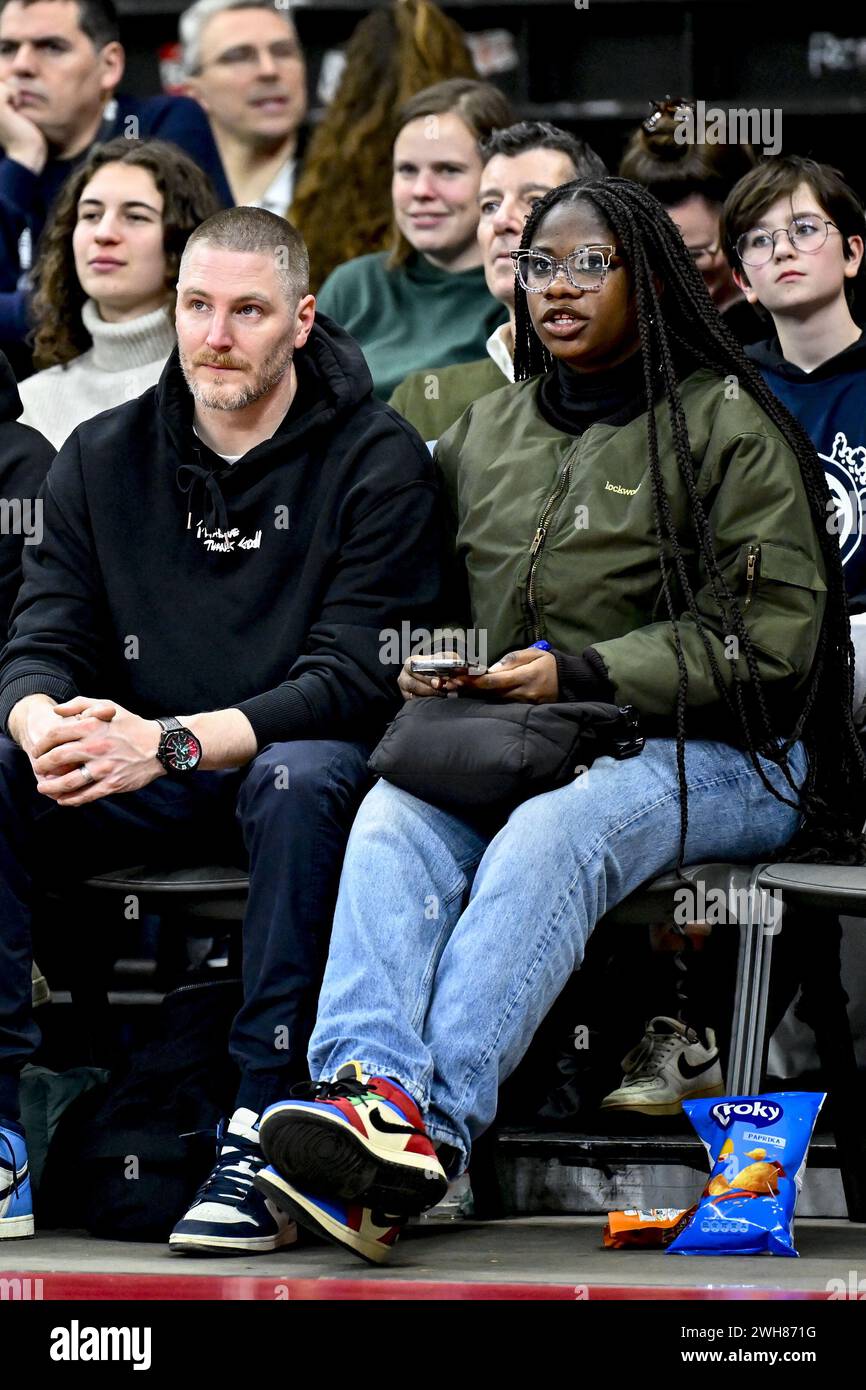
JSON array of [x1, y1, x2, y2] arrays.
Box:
[[0, 205, 443, 1253]]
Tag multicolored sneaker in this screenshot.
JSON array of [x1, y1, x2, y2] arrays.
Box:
[[254, 1166, 402, 1266], [0, 1121, 34, 1240], [169, 1108, 298, 1255], [258, 1062, 448, 1215]]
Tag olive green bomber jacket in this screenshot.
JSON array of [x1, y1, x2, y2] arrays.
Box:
[[433, 368, 827, 735]]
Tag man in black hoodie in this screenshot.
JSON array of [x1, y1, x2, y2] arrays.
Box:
[[0, 348, 53, 634], [0, 207, 443, 1253]]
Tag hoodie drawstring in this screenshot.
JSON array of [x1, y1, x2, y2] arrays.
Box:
[[176, 462, 231, 534]]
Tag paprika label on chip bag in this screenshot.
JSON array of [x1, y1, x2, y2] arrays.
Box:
[[667, 1091, 825, 1257]]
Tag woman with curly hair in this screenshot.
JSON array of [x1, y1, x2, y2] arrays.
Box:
[[315, 76, 512, 399], [18, 138, 221, 448]]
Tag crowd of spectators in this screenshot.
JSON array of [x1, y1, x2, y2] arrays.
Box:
[[0, 0, 864, 1267]]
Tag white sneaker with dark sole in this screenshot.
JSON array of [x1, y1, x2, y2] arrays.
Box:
[[600, 1016, 724, 1116], [169, 1108, 298, 1255]]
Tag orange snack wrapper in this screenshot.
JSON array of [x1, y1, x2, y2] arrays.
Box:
[[603, 1205, 698, 1248]]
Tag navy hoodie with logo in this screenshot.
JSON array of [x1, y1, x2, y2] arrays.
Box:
[[0, 314, 443, 745], [747, 331, 866, 612]]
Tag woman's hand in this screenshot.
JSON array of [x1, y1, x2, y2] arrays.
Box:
[[441, 648, 559, 703], [398, 654, 449, 701]]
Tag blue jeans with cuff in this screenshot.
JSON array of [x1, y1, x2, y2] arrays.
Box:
[[308, 737, 807, 1172]]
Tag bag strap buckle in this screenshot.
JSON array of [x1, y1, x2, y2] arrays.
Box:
[[611, 705, 646, 760]]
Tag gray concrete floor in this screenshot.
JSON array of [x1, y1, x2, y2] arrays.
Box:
[[2, 1218, 865, 1291]]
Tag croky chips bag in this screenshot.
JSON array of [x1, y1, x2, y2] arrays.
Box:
[[667, 1092, 825, 1257]]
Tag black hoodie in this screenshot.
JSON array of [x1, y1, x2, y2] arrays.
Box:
[[0, 352, 54, 640], [747, 331, 866, 611], [0, 316, 443, 745]]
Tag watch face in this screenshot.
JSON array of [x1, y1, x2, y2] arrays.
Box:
[[162, 728, 202, 773]]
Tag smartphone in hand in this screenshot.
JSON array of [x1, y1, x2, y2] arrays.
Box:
[[409, 657, 488, 677]]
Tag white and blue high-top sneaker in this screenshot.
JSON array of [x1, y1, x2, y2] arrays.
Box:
[[169, 1107, 298, 1255], [0, 1121, 34, 1239]]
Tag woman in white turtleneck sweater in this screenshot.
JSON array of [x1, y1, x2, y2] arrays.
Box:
[[19, 137, 222, 449]]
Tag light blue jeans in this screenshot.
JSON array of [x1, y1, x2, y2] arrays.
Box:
[[308, 738, 807, 1170]]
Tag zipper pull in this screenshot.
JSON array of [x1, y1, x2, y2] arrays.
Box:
[[744, 543, 761, 608], [530, 526, 546, 556]]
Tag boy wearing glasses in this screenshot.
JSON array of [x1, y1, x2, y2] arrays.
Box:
[[722, 156, 866, 710]]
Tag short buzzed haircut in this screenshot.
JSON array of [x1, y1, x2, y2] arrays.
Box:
[[180, 206, 309, 307]]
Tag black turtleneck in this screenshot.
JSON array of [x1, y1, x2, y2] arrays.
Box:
[[538, 350, 648, 435]]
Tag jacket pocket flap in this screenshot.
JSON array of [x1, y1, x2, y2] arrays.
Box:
[[758, 541, 826, 593]]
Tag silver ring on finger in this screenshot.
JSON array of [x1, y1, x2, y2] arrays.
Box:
[[79, 763, 94, 785]]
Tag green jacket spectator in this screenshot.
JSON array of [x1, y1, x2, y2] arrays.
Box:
[[435, 366, 826, 741], [314, 78, 512, 399], [389, 343, 505, 442], [316, 250, 506, 402]]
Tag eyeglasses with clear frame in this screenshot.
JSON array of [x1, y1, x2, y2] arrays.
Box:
[[736, 217, 840, 267], [510, 244, 619, 293]]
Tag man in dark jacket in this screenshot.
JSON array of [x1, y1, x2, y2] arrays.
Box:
[[0, 0, 232, 361], [0, 206, 443, 1253], [0, 348, 53, 633]]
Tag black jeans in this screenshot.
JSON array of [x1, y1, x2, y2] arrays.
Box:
[[0, 734, 372, 1122]]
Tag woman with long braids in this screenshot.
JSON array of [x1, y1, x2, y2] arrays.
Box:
[[250, 177, 866, 1265]]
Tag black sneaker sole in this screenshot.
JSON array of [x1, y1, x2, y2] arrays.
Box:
[[259, 1109, 447, 1216]]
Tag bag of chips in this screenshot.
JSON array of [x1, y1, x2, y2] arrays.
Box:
[[667, 1091, 825, 1257], [604, 1206, 697, 1248]]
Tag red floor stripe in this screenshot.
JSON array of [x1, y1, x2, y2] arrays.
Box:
[[0, 1271, 829, 1301]]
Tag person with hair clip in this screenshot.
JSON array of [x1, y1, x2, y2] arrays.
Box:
[[251, 177, 866, 1265], [315, 76, 511, 399], [18, 136, 221, 448], [620, 98, 762, 344]]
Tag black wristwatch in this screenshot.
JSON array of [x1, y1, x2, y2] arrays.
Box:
[[155, 716, 203, 777]]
